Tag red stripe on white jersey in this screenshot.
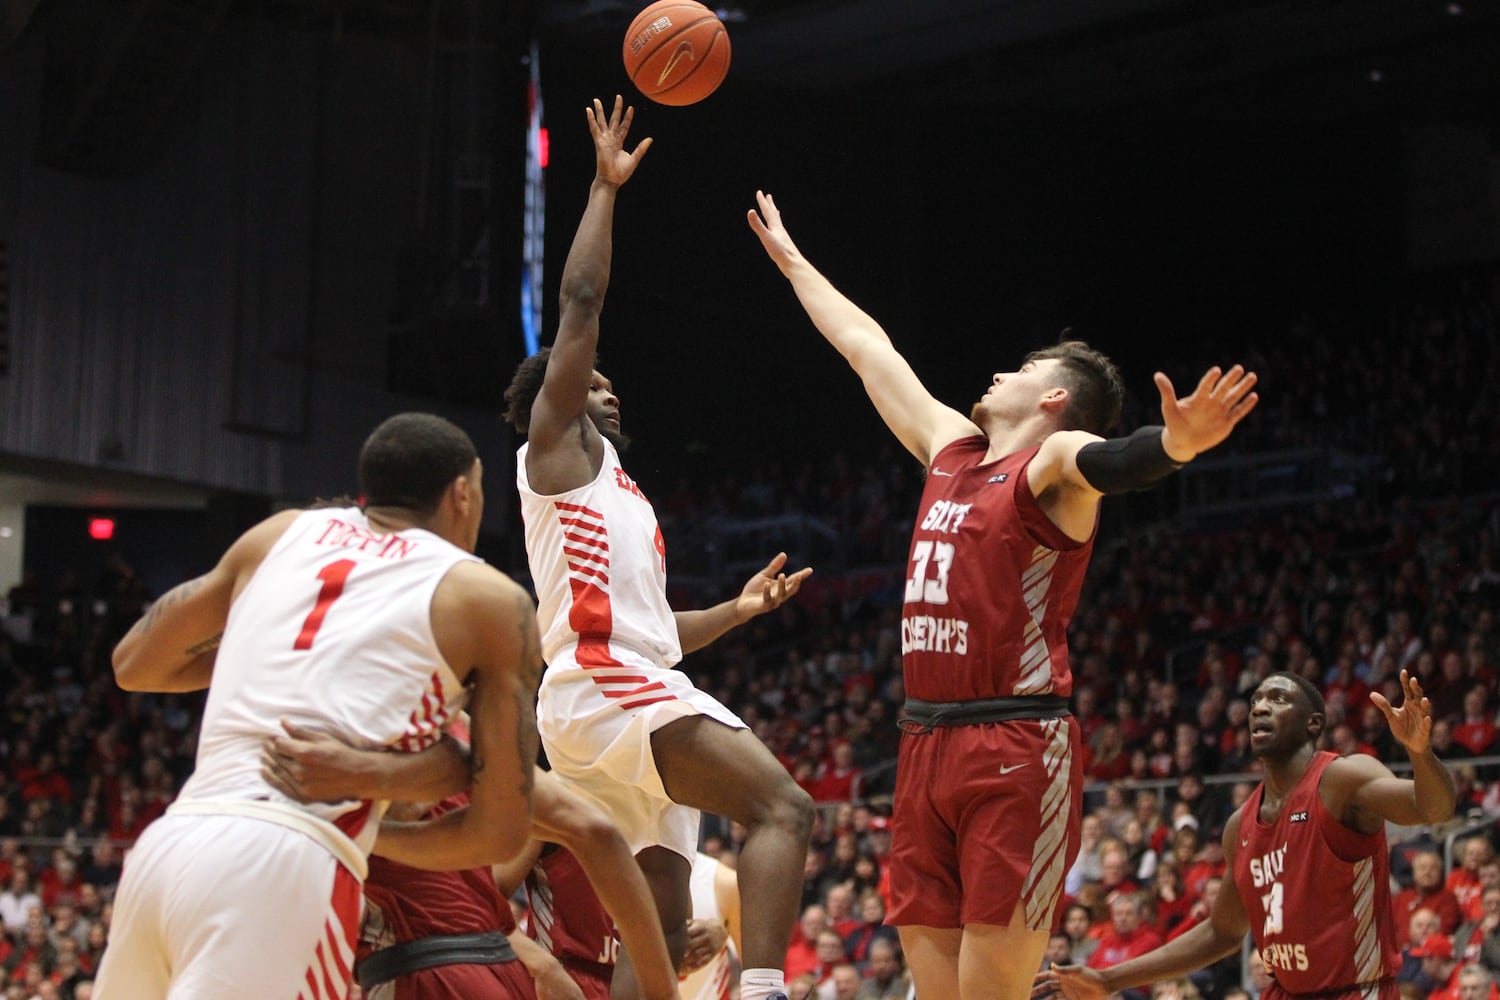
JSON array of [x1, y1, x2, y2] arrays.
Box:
[[563, 545, 609, 566], [619, 693, 679, 710]]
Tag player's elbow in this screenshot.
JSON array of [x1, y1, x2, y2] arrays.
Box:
[[558, 282, 605, 317], [567, 809, 623, 862], [111, 644, 150, 691]]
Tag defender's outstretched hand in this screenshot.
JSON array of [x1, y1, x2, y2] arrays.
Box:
[[1033, 964, 1109, 1000], [734, 551, 812, 622], [1371, 669, 1435, 755], [587, 95, 652, 189], [747, 190, 805, 273], [1155, 364, 1259, 461]]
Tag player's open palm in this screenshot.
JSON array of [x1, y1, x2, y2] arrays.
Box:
[[1155, 364, 1259, 459], [1371, 668, 1434, 754], [1033, 964, 1108, 1000], [587, 95, 652, 188], [735, 551, 812, 620]]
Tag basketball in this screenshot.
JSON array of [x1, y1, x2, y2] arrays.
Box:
[[622, 0, 731, 107]]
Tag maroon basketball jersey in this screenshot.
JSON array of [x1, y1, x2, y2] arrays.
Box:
[[903, 438, 1093, 701], [526, 847, 618, 972], [1235, 752, 1399, 994], [362, 791, 518, 953]]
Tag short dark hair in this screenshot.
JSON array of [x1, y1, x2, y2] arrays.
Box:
[[1024, 337, 1125, 436], [502, 347, 552, 435], [1263, 670, 1327, 718], [503, 347, 611, 435], [358, 413, 477, 515]]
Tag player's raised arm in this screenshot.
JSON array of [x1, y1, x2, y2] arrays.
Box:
[[1322, 670, 1456, 831], [528, 97, 652, 474], [114, 509, 301, 693], [1026, 364, 1260, 541], [748, 190, 977, 466]]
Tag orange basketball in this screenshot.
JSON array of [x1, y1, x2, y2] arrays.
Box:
[[622, 0, 731, 107]]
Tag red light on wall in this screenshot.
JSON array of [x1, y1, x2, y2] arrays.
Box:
[[88, 518, 115, 540], [539, 127, 549, 169]]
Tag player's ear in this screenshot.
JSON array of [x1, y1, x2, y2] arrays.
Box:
[[447, 470, 474, 517], [1306, 711, 1326, 741]]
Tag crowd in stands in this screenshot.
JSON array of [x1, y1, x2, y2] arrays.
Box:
[[1, 272, 1498, 999]]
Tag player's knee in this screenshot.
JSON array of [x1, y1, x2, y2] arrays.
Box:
[[768, 778, 815, 839]]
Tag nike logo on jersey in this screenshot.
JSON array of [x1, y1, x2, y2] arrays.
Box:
[[998, 763, 1029, 775], [930, 468, 955, 477]]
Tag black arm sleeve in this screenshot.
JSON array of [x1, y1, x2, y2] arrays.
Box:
[[1074, 425, 1185, 494]]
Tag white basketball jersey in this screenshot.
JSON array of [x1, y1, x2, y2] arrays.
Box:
[[516, 438, 681, 669], [679, 852, 735, 1000], [178, 507, 480, 859]]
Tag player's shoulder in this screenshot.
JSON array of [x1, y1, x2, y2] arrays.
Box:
[[1319, 749, 1395, 800], [225, 509, 305, 569], [442, 560, 532, 605], [436, 563, 537, 637]]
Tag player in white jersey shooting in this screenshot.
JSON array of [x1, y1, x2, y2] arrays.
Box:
[[94, 412, 542, 1000], [501, 96, 814, 1000]]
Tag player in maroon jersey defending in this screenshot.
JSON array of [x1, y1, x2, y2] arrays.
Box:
[[1034, 669, 1456, 1000], [749, 192, 1257, 1000]]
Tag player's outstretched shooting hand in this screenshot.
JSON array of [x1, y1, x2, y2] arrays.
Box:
[[1034, 965, 1108, 1000], [260, 719, 369, 804], [1371, 669, 1434, 755], [736, 551, 812, 622], [1156, 364, 1259, 461], [747, 190, 805, 272], [588, 95, 652, 189]]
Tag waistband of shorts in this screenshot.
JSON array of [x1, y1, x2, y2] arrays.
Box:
[[1278, 977, 1394, 1000], [549, 636, 676, 671], [166, 798, 367, 880], [355, 931, 516, 989], [897, 695, 1071, 733]]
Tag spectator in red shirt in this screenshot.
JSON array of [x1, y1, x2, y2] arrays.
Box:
[[1087, 892, 1164, 999], [1450, 837, 1496, 921], [824, 883, 861, 939], [786, 904, 829, 982], [1182, 832, 1227, 902], [1396, 850, 1465, 945], [1330, 723, 1380, 759], [1442, 962, 1500, 1000], [1088, 723, 1132, 782], [1098, 842, 1140, 900], [810, 742, 863, 804], [1150, 865, 1194, 939], [1452, 687, 1498, 756], [17, 753, 71, 805], [37, 853, 84, 910]]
